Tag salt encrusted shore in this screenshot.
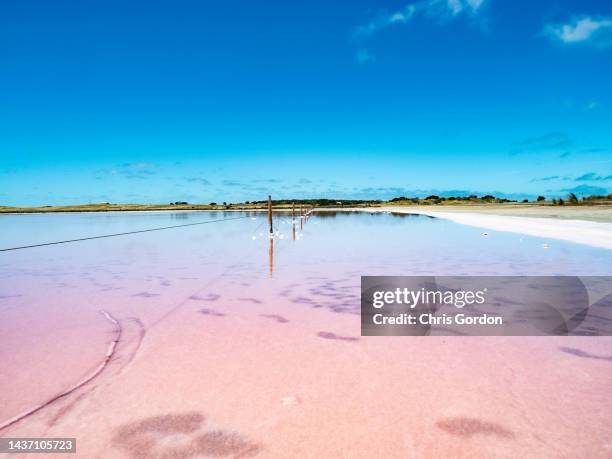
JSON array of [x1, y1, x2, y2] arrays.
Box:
[[325, 206, 612, 250]]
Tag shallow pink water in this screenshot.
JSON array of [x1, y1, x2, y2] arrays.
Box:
[[1, 211, 611, 458]]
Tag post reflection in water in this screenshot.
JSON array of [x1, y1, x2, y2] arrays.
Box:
[[268, 236, 274, 276], [268, 205, 312, 276]]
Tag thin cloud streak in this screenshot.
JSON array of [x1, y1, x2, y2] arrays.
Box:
[[354, 0, 487, 38], [544, 16, 612, 47], [575, 172, 612, 182]]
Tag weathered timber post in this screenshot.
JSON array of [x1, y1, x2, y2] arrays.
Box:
[[268, 195, 273, 236], [292, 202, 296, 241]]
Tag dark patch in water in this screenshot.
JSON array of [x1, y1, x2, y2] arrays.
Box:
[[290, 296, 315, 305], [132, 292, 160, 298], [317, 331, 358, 342], [112, 412, 260, 458], [190, 293, 221, 302], [559, 347, 612, 361], [239, 297, 263, 304], [436, 417, 514, 439], [199, 308, 226, 317], [285, 278, 360, 315], [260, 314, 289, 323], [0, 294, 23, 300]]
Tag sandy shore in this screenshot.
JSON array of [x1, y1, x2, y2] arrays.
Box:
[[387, 204, 612, 222], [323, 206, 612, 251]]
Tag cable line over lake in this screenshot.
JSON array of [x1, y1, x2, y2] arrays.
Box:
[[0, 215, 252, 252]]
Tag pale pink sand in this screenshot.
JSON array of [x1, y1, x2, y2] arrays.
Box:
[[3, 280, 612, 458]]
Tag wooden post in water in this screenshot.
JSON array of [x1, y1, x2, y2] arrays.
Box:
[[292, 202, 296, 240], [268, 195, 274, 275], [268, 195, 273, 236], [300, 205, 303, 230]]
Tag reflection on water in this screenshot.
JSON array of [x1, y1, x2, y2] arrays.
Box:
[[3, 208, 605, 281], [269, 238, 274, 276]]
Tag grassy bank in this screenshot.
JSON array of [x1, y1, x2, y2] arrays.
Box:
[[0, 200, 380, 213], [2, 195, 611, 217], [0, 203, 272, 213]]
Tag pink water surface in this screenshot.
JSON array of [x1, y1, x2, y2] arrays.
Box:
[[1, 211, 611, 458]]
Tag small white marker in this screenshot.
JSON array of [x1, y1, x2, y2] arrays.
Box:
[[280, 395, 300, 406]]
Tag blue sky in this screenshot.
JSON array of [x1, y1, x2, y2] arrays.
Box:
[[1, 0, 611, 205]]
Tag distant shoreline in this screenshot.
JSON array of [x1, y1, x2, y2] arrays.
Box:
[[0, 204, 269, 214], [2, 203, 612, 250], [2, 201, 612, 220], [3, 193, 611, 216], [0, 202, 377, 214]]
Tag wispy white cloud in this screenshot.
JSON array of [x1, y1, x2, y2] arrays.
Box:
[[465, 0, 485, 10], [354, 5, 417, 37], [510, 132, 574, 156], [575, 172, 612, 182], [544, 16, 612, 47], [96, 162, 158, 180], [586, 100, 601, 110], [447, 0, 463, 16], [356, 49, 375, 64], [354, 0, 486, 38]]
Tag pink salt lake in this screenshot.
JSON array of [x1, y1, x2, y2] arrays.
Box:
[[1, 211, 611, 458]]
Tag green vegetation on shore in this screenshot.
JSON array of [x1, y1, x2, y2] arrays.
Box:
[[387, 193, 612, 206], [1, 194, 611, 213], [0, 199, 381, 213]]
